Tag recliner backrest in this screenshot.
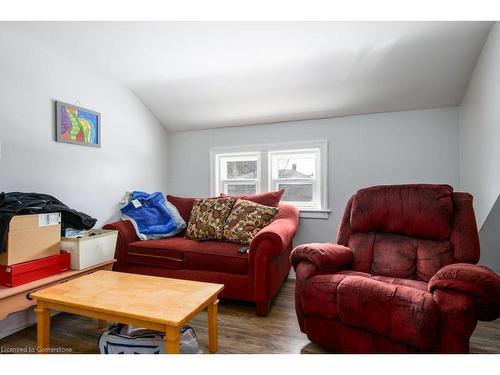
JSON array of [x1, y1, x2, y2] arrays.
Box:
[[336, 184, 480, 281]]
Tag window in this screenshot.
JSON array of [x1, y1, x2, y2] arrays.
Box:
[[269, 149, 321, 210], [211, 141, 328, 218], [214, 152, 261, 196]]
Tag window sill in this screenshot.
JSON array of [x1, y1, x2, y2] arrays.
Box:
[[299, 209, 331, 219]]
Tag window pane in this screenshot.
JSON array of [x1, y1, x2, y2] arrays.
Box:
[[279, 183, 313, 202], [227, 184, 257, 195], [226, 160, 257, 179], [276, 155, 315, 179]]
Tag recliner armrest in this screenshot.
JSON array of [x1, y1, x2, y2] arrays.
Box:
[[429, 263, 500, 321], [291, 242, 353, 272]]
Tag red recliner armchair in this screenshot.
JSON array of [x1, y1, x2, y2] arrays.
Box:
[[291, 184, 500, 353]]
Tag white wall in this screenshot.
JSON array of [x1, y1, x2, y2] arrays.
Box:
[[459, 23, 500, 229], [0, 28, 169, 227], [459, 23, 500, 272], [168, 107, 459, 245]]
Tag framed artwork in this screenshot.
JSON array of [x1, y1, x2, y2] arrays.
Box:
[[55, 101, 101, 147]]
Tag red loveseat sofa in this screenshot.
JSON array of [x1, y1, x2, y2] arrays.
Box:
[[104, 194, 299, 316], [291, 184, 500, 353]]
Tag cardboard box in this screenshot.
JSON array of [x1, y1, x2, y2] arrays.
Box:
[[0, 251, 70, 288], [0, 213, 61, 266], [60, 229, 117, 270]]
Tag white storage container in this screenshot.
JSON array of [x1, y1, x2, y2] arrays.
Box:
[[60, 229, 118, 270]]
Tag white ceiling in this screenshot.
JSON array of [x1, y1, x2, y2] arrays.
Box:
[[2, 21, 493, 132]]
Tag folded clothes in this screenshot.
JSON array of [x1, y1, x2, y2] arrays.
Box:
[[120, 191, 186, 240], [64, 228, 100, 238]]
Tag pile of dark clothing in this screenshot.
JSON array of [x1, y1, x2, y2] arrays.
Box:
[[0, 192, 97, 252]]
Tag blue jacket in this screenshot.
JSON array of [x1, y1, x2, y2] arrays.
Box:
[[120, 191, 185, 240]]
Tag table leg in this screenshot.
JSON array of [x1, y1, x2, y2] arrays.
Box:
[[208, 299, 219, 353], [164, 325, 180, 354], [34, 302, 50, 353], [97, 319, 107, 329]]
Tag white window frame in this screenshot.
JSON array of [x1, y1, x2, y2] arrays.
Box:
[[213, 152, 262, 196], [268, 148, 322, 211], [210, 140, 329, 219]]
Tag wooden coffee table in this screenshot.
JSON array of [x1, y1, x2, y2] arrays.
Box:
[[31, 271, 224, 354], [0, 259, 116, 321]]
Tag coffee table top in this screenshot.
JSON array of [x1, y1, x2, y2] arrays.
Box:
[[31, 271, 224, 326]]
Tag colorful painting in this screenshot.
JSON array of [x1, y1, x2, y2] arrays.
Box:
[[55, 101, 100, 147]]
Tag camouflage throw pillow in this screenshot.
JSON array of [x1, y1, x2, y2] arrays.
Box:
[[186, 198, 236, 240], [222, 199, 279, 245]]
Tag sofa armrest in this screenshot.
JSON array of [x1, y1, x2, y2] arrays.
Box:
[[429, 263, 500, 321], [248, 204, 299, 308], [249, 204, 299, 258], [291, 242, 353, 272], [103, 220, 138, 270]]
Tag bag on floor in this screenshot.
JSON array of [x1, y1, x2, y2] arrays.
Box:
[[98, 324, 200, 354]]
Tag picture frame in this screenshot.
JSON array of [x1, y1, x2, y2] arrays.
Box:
[[55, 101, 101, 147]]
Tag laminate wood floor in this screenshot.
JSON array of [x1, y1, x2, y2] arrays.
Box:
[[0, 279, 499, 354]]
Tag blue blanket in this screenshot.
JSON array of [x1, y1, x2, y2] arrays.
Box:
[[120, 191, 186, 240]]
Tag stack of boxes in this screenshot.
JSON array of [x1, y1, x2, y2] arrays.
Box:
[[0, 213, 70, 287]]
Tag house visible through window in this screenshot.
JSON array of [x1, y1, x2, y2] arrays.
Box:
[[269, 149, 321, 210], [211, 141, 328, 215], [215, 153, 261, 196]]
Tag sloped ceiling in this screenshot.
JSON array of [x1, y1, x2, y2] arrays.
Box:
[[1, 21, 493, 132]]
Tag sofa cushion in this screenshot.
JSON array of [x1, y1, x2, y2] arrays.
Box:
[[183, 241, 248, 275], [166, 195, 196, 223], [350, 184, 453, 240], [302, 271, 428, 320], [127, 237, 247, 275], [222, 199, 278, 245], [186, 198, 235, 240], [220, 189, 284, 207], [127, 239, 184, 269]]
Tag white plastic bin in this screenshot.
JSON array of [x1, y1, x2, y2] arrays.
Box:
[[60, 229, 118, 270]]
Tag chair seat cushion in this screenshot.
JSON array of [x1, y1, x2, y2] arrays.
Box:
[[302, 271, 438, 349], [127, 237, 248, 274]]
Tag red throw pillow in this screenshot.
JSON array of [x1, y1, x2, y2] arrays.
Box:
[[166, 195, 196, 223], [219, 190, 284, 207]]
